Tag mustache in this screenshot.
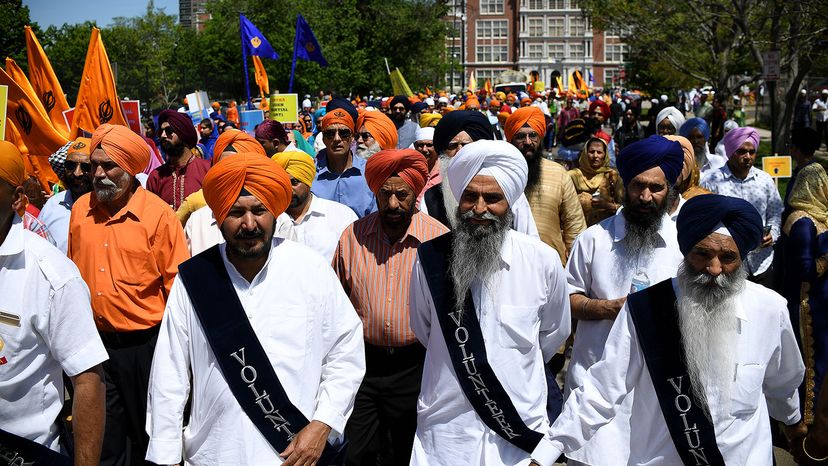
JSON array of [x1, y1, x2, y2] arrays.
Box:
[[460, 210, 499, 221], [235, 228, 264, 239], [94, 177, 118, 188]]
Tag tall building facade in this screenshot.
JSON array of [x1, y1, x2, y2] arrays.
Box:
[[445, 0, 628, 91], [179, 0, 210, 32]]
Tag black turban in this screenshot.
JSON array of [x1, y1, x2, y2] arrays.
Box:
[[158, 109, 198, 148], [389, 95, 411, 111], [677, 194, 763, 260], [433, 110, 494, 154], [326, 98, 358, 129], [616, 135, 684, 187]]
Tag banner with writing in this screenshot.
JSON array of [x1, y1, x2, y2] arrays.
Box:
[[268, 94, 298, 123]]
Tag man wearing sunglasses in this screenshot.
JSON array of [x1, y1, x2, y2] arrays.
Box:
[[389, 95, 419, 149], [39, 138, 94, 254], [413, 126, 439, 203], [701, 127, 782, 289]]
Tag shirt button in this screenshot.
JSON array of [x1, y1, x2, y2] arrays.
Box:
[[103, 243, 108, 247], [385, 321, 391, 327], [99, 267, 105, 272], [96, 292, 102, 296]]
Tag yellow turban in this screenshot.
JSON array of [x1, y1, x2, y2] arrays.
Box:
[[0, 141, 27, 215], [91, 124, 150, 176], [419, 113, 442, 128], [272, 150, 316, 187]]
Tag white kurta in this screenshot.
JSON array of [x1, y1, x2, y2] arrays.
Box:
[[550, 279, 804, 465], [0, 216, 108, 450], [274, 195, 357, 262], [145, 238, 366, 465], [564, 212, 683, 465], [183, 205, 224, 256], [409, 230, 571, 466]]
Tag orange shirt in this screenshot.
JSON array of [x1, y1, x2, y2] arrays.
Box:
[[68, 187, 189, 332], [333, 211, 449, 347]]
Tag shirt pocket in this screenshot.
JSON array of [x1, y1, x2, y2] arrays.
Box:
[[731, 363, 765, 417], [255, 305, 309, 360], [497, 305, 540, 352], [115, 246, 159, 286]]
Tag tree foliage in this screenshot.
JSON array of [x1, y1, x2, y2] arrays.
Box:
[[0, 0, 38, 70]]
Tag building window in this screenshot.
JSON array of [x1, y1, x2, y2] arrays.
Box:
[[478, 19, 508, 39], [605, 68, 622, 85], [569, 42, 584, 58], [550, 0, 565, 9], [548, 17, 565, 36], [569, 16, 585, 36], [569, 0, 580, 9], [476, 69, 506, 83], [477, 44, 509, 62], [528, 18, 544, 37], [549, 42, 566, 58], [480, 0, 504, 14], [527, 0, 545, 10], [527, 43, 544, 59], [605, 43, 628, 62]]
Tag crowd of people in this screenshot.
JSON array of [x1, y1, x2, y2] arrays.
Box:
[[2, 81, 828, 466]]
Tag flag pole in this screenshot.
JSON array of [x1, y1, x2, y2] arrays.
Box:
[[240, 14, 253, 110], [289, 15, 300, 93]]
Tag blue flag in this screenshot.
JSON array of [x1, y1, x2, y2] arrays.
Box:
[[294, 14, 327, 66], [240, 13, 279, 59]]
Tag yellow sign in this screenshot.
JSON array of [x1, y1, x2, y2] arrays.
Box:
[[269, 93, 298, 124], [762, 156, 792, 178], [0, 85, 7, 140]]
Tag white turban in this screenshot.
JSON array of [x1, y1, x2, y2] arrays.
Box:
[[302, 98, 312, 108], [656, 106, 686, 133], [447, 140, 528, 207], [415, 126, 434, 142], [425, 97, 435, 106]]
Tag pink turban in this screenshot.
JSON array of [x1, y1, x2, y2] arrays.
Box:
[[722, 127, 760, 158]]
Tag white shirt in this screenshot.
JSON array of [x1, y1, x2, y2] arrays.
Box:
[[813, 98, 828, 123], [145, 238, 365, 465], [0, 215, 108, 450], [409, 231, 571, 466], [549, 279, 804, 465], [703, 149, 728, 176], [564, 212, 683, 465], [38, 190, 75, 254], [184, 206, 224, 256], [275, 195, 357, 262], [701, 165, 783, 275]]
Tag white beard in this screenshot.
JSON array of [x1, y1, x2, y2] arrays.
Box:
[[356, 141, 381, 159], [438, 155, 459, 228], [675, 260, 747, 412]]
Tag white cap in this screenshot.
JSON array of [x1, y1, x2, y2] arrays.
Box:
[[302, 99, 312, 108], [660, 94, 668, 101], [801, 89, 808, 95], [425, 97, 435, 106], [415, 126, 434, 142], [438, 96, 449, 104]]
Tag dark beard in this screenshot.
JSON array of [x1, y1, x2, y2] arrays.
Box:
[[621, 185, 677, 254], [450, 209, 514, 313], [65, 174, 93, 199], [161, 139, 186, 159], [524, 146, 544, 194], [226, 225, 273, 258]]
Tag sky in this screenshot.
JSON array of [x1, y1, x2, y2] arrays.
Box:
[[24, 0, 179, 28]]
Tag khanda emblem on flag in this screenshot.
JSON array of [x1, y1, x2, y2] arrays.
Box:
[[250, 36, 262, 49], [99, 99, 114, 124], [42, 90, 56, 113], [73, 141, 87, 151], [15, 106, 33, 135], [305, 41, 316, 53]]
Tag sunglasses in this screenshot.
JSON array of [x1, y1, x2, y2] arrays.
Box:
[[65, 161, 92, 173], [734, 148, 757, 156], [355, 132, 373, 142], [414, 142, 434, 149], [161, 126, 175, 136], [391, 106, 407, 113], [323, 128, 352, 139]]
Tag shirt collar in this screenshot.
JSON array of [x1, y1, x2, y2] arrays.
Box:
[[89, 185, 146, 222], [0, 215, 25, 257], [315, 148, 365, 176], [721, 163, 756, 182], [365, 210, 429, 244], [291, 195, 326, 225]]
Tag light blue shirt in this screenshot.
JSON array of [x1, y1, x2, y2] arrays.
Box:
[[38, 190, 75, 254], [312, 149, 377, 218]]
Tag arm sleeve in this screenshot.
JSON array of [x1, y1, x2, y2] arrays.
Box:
[[312, 266, 366, 439], [559, 173, 587, 256], [331, 228, 353, 296], [144, 278, 192, 464], [408, 256, 433, 346], [539, 254, 571, 362], [154, 211, 190, 299], [786, 218, 819, 280], [766, 179, 784, 242], [763, 304, 806, 425], [565, 234, 591, 296], [45, 277, 108, 377]]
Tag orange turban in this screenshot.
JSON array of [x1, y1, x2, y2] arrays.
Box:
[[0, 141, 28, 216], [365, 149, 428, 195], [357, 111, 398, 150], [665, 135, 697, 184], [504, 106, 547, 142], [91, 124, 150, 176], [202, 153, 292, 225], [465, 97, 480, 109], [212, 129, 266, 165], [67, 138, 92, 156], [321, 108, 356, 132]]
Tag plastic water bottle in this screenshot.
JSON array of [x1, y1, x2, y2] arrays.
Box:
[[629, 271, 650, 294]]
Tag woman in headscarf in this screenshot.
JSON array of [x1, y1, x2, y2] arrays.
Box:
[[782, 163, 828, 424], [567, 136, 623, 226]]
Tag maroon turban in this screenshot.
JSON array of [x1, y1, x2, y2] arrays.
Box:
[[365, 149, 428, 195], [158, 109, 198, 148], [254, 119, 288, 144]]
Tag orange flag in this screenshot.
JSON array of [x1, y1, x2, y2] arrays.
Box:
[[5, 58, 44, 114], [25, 26, 71, 138], [71, 27, 128, 138], [252, 55, 269, 97], [0, 67, 65, 189]]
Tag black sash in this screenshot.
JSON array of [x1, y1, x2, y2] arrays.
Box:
[[423, 184, 450, 228], [177, 246, 344, 464], [417, 234, 544, 454], [626, 279, 726, 466], [0, 427, 71, 466]]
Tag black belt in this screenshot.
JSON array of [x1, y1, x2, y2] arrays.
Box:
[[99, 325, 160, 348], [364, 342, 425, 376]]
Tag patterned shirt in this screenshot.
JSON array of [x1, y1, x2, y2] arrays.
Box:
[[701, 164, 783, 275], [333, 211, 449, 346], [23, 211, 54, 245]]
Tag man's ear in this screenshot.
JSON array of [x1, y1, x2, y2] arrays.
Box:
[[10, 185, 25, 214]]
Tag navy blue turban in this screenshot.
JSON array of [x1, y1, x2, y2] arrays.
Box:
[[390, 95, 412, 111], [679, 118, 710, 141], [616, 135, 684, 187], [433, 110, 494, 154], [326, 98, 358, 128], [412, 101, 428, 114], [676, 194, 763, 260]]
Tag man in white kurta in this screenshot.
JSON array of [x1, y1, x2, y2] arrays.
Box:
[[145, 153, 365, 465], [565, 135, 686, 465], [549, 194, 805, 465], [409, 140, 570, 466]]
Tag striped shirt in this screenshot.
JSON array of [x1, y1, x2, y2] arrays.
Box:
[[333, 210, 449, 347]]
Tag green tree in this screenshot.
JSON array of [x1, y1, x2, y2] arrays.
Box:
[[0, 1, 38, 72], [39, 21, 99, 102]]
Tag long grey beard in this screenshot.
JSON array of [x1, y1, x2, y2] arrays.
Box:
[[93, 171, 132, 202], [356, 142, 381, 159], [438, 155, 459, 228], [620, 185, 677, 257], [694, 145, 709, 168], [450, 209, 514, 314], [676, 260, 747, 412]]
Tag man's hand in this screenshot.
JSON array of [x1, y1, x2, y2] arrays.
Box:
[[279, 420, 332, 466], [761, 233, 773, 248], [784, 421, 807, 444]]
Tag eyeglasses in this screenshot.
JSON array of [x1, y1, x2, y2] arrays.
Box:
[[65, 161, 92, 173], [391, 106, 407, 113], [447, 141, 469, 151], [414, 141, 434, 149], [734, 148, 757, 156], [515, 131, 540, 141], [355, 132, 373, 142], [161, 126, 175, 136], [323, 128, 352, 139]]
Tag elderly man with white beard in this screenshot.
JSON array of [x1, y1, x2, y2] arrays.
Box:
[[408, 140, 571, 466], [548, 194, 805, 465]]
